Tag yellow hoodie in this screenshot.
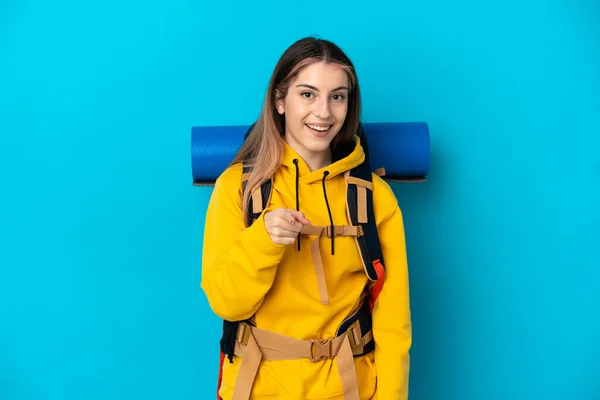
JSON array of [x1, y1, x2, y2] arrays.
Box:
[[201, 136, 412, 399]]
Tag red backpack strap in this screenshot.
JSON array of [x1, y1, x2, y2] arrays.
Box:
[[217, 350, 225, 400]]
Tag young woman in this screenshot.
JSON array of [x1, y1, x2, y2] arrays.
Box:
[[201, 36, 412, 400]]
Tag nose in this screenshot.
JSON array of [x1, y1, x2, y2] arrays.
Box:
[[313, 96, 331, 119]]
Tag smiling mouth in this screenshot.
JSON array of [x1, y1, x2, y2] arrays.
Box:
[[305, 123, 332, 132]]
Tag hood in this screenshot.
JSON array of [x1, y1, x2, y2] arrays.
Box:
[[279, 135, 365, 184]]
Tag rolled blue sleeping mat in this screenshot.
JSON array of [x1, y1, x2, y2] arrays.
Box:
[[191, 122, 430, 185]]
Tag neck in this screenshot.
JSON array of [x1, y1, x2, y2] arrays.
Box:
[[302, 151, 332, 171], [284, 134, 332, 171]]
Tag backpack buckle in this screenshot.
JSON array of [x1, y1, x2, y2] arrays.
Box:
[[356, 225, 364, 237], [326, 225, 364, 237], [309, 338, 333, 362]]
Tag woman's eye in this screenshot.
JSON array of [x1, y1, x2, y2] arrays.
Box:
[[332, 94, 345, 101], [301, 92, 314, 99]]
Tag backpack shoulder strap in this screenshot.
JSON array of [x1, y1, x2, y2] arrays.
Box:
[[242, 164, 273, 227], [345, 124, 387, 310], [346, 163, 385, 279], [240, 122, 273, 227]]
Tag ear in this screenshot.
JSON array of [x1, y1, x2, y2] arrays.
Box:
[[274, 90, 285, 114], [276, 99, 285, 115]]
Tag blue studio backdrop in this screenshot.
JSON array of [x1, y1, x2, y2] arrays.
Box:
[[1, 1, 599, 399]]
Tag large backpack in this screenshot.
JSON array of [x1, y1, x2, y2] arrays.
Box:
[[216, 122, 387, 399]]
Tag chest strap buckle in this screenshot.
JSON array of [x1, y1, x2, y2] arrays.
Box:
[[309, 338, 333, 362]]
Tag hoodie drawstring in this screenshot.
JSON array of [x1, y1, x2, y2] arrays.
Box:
[[322, 171, 334, 255], [292, 161, 335, 256], [293, 159, 300, 251]]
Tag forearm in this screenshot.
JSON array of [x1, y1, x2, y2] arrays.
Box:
[[201, 210, 285, 321]]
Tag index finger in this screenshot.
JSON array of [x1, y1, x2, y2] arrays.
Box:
[[278, 210, 303, 232], [286, 209, 311, 225]]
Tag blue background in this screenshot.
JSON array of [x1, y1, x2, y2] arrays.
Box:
[[1, 1, 599, 399]]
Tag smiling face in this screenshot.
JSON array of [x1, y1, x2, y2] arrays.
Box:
[[275, 61, 350, 167]]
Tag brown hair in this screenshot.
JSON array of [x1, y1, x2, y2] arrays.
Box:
[[230, 36, 362, 221]]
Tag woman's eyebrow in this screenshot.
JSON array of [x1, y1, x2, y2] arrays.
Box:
[[296, 84, 349, 92]]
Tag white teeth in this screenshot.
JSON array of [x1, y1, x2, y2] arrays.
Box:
[[307, 124, 330, 132]]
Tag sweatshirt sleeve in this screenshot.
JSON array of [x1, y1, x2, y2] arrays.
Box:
[[371, 174, 412, 399], [200, 165, 287, 321]]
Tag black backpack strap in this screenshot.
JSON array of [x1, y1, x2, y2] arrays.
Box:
[[336, 294, 375, 356], [240, 122, 273, 226], [242, 165, 272, 227], [346, 162, 385, 281]]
